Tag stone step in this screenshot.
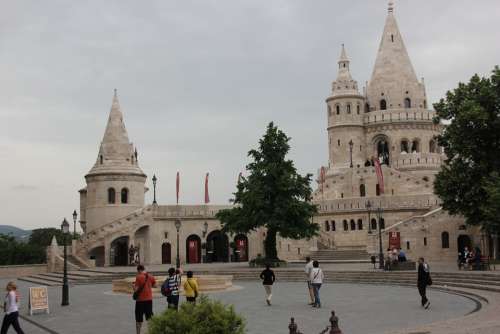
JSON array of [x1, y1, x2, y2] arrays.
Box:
[[17, 276, 61, 287]]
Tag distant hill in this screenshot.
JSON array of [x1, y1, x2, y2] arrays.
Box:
[[0, 225, 31, 241]]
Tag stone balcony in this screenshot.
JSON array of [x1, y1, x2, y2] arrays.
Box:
[[363, 108, 436, 125]]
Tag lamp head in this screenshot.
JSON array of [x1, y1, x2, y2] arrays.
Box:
[[61, 218, 70, 234], [174, 219, 181, 231], [72, 210, 77, 222]]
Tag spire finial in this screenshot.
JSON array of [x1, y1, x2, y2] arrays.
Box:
[[114, 88, 118, 98], [388, 1, 394, 13]]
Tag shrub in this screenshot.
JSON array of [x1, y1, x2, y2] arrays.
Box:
[[148, 295, 246, 334]]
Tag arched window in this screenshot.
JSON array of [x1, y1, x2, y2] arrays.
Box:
[[423, 100, 427, 109], [429, 140, 436, 153], [365, 103, 370, 113], [346, 104, 351, 114], [401, 140, 409, 153], [336, 105, 340, 115], [343, 220, 348, 231], [371, 218, 377, 230], [331, 221, 336, 231], [356, 104, 360, 114], [100, 155, 103, 164], [350, 219, 356, 230], [338, 139, 341, 146], [121, 188, 129, 204], [391, 34, 394, 42], [131, 155, 134, 164], [324, 221, 330, 232], [404, 98, 411, 108], [380, 99, 387, 110], [376, 184, 380, 196], [107, 188, 116, 204], [379, 218, 385, 229], [357, 219, 363, 230], [441, 232, 450, 248], [359, 184, 366, 197], [411, 140, 420, 153]]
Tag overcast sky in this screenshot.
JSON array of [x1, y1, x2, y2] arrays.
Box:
[[1, 0, 499, 230]]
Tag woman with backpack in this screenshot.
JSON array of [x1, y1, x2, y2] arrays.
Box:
[[183, 271, 199, 304], [161, 267, 181, 310], [1, 281, 24, 334]]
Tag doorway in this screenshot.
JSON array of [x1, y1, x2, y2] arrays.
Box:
[[186, 235, 201, 264], [457, 234, 472, 252], [234, 234, 249, 262], [206, 230, 229, 262], [110, 236, 129, 266], [161, 242, 171, 264]]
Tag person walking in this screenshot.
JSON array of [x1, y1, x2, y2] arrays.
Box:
[[133, 265, 156, 334], [417, 257, 431, 309], [183, 271, 199, 304], [1, 281, 24, 334], [304, 257, 315, 305], [259, 264, 276, 306], [310, 260, 324, 308], [162, 267, 181, 310]]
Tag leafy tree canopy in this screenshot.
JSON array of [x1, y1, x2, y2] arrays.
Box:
[[216, 122, 318, 260], [29, 228, 70, 247], [0, 234, 45, 265], [433, 66, 500, 233]]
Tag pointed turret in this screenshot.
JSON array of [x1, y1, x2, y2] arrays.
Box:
[[330, 44, 359, 97], [87, 90, 145, 177], [367, 1, 427, 111]]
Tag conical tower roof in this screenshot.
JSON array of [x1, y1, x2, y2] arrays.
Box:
[[367, 1, 426, 110], [329, 44, 361, 98], [87, 90, 145, 177]]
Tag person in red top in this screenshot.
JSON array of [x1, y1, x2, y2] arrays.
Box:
[[133, 264, 156, 334]]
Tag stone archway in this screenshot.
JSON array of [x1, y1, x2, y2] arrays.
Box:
[[372, 134, 391, 165], [457, 235, 472, 253], [110, 236, 129, 266], [206, 230, 229, 263], [89, 246, 105, 267]]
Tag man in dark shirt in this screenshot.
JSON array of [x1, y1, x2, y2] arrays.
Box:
[[417, 257, 431, 309], [260, 264, 276, 306]]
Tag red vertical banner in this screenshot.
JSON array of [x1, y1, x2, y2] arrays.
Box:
[[374, 158, 385, 194], [389, 232, 401, 250], [176, 171, 180, 204], [204, 173, 210, 204]]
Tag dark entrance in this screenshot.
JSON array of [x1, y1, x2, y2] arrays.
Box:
[[234, 234, 249, 262], [110, 236, 129, 266], [206, 230, 229, 262], [161, 242, 171, 264], [89, 246, 105, 267], [457, 234, 472, 253], [186, 235, 201, 264], [377, 139, 390, 165]]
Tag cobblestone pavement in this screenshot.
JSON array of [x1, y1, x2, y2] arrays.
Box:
[[0, 278, 477, 334]]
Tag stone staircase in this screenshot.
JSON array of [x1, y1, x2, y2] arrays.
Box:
[[307, 248, 371, 263]]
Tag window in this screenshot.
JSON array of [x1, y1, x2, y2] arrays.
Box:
[[379, 218, 385, 229], [359, 184, 366, 197], [331, 221, 336, 231], [357, 219, 363, 230], [336, 105, 340, 115], [441, 232, 450, 248], [338, 139, 341, 146], [404, 98, 411, 108], [325, 221, 330, 232], [357, 104, 360, 114], [371, 218, 377, 230], [107, 188, 116, 204], [376, 184, 381, 196], [131, 155, 134, 164], [429, 140, 436, 153], [401, 140, 409, 153], [343, 220, 348, 231], [380, 99, 387, 110], [424, 100, 427, 109], [121, 188, 129, 204], [406, 241, 410, 250], [347, 104, 351, 114], [365, 103, 370, 113], [100, 155, 103, 164], [391, 34, 394, 42], [411, 140, 420, 153], [350, 219, 356, 230], [424, 237, 427, 246]]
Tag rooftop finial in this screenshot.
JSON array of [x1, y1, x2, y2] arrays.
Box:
[[388, 1, 394, 13], [114, 88, 118, 98]]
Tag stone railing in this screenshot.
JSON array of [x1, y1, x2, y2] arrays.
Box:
[[315, 194, 441, 214], [152, 204, 233, 219], [363, 108, 436, 125], [393, 152, 444, 170]]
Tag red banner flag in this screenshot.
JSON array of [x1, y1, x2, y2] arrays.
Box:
[[374, 158, 385, 194], [176, 172, 180, 204], [204, 173, 210, 204]]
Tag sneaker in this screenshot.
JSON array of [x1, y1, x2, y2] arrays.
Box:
[[424, 301, 430, 309], [266, 299, 271, 306]]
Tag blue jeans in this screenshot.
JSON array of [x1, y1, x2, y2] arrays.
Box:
[[312, 283, 322, 306]]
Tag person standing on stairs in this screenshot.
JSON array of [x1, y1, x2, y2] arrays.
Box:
[[304, 257, 315, 305]]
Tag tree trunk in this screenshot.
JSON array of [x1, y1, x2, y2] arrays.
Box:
[[264, 228, 278, 260]]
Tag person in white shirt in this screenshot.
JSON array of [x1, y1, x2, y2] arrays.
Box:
[[304, 257, 315, 305], [309, 261, 324, 308], [1, 281, 24, 334]]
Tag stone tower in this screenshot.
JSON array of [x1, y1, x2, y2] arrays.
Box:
[[79, 90, 147, 233], [326, 45, 366, 170]]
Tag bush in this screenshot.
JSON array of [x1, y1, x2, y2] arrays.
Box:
[[148, 295, 246, 334], [249, 254, 287, 268]]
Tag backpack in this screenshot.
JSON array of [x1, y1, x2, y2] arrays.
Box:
[[161, 278, 172, 297]]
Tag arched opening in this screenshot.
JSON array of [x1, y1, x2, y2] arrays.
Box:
[[336, 105, 340, 115], [357, 219, 363, 230], [371, 218, 377, 230], [343, 220, 348, 231], [379, 218, 385, 229], [186, 234, 201, 264], [89, 246, 105, 267], [365, 103, 370, 113], [350, 219, 356, 231], [108, 188, 116, 204], [376, 184, 381, 196], [380, 99, 387, 110], [357, 104, 360, 114], [331, 220, 336, 231], [110, 236, 129, 266], [161, 242, 171, 264], [234, 234, 249, 262], [424, 100, 427, 109], [360, 184, 366, 197], [100, 155, 103, 164], [411, 140, 420, 153], [206, 230, 229, 262], [429, 140, 436, 153], [457, 235, 472, 253], [400, 140, 409, 154], [375, 137, 390, 165], [346, 104, 351, 114], [324, 221, 330, 232], [404, 98, 411, 108], [441, 232, 450, 249], [121, 188, 129, 204]]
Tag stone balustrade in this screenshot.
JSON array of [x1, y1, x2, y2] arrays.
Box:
[[393, 152, 444, 170], [363, 108, 436, 125]]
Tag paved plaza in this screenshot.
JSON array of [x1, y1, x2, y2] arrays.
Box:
[[1, 277, 478, 334]]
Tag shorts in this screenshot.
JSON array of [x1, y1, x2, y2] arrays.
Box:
[[135, 300, 153, 322], [307, 280, 312, 289], [186, 296, 196, 303], [167, 295, 180, 308]]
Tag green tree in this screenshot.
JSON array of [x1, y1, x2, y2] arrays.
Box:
[[433, 66, 500, 233], [29, 228, 69, 247], [148, 296, 246, 334], [0, 234, 45, 265], [216, 122, 318, 260]]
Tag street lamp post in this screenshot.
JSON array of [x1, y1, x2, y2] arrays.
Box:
[[348, 140, 354, 168], [72, 210, 78, 239], [152, 174, 157, 204], [376, 207, 384, 270], [61, 218, 70, 306], [175, 219, 181, 268], [366, 200, 372, 234]]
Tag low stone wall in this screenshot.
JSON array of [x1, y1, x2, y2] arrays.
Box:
[[0, 264, 47, 278]]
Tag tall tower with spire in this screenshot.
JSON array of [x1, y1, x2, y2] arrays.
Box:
[[79, 90, 147, 233], [326, 45, 366, 170]]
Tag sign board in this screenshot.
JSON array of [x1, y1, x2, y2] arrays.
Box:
[[388, 232, 401, 250], [29, 286, 49, 315]]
